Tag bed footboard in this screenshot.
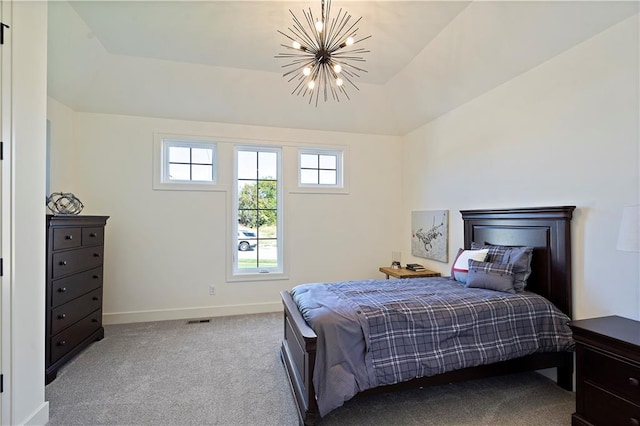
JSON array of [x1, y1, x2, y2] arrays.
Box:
[[280, 290, 319, 425]]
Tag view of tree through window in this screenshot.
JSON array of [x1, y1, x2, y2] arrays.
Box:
[[236, 148, 281, 272]]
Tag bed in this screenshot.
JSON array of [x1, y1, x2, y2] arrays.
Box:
[[280, 206, 576, 425]]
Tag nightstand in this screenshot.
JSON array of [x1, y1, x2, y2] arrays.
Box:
[[569, 315, 640, 426], [379, 266, 440, 279]]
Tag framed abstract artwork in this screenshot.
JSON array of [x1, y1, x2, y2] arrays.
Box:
[[411, 210, 448, 262]]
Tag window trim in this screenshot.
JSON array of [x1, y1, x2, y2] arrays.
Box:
[[290, 146, 349, 195], [298, 148, 343, 188], [231, 145, 285, 278], [152, 134, 222, 191]]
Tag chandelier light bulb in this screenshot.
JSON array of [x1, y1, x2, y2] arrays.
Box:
[[346, 37, 354, 46], [292, 41, 301, 49], [303, 67, 311, 76], [336, 78, 343, 86], [308, 80, 315, 90], [315, 20, 323, 32], [333, 64, 342, 73]]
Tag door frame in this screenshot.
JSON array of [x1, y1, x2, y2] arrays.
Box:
[[0, 0, 12, 423]]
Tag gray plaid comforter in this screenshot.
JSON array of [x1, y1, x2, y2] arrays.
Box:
[[291, 277, 574, 417]]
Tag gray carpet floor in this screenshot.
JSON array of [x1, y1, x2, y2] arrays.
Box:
[[46, 312, 575, 425]]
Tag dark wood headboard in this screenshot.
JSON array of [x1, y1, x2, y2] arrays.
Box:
[[460, 206, 575, 317]]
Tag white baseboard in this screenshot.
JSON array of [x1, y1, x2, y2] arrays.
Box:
[[102, 302, 282, 325], [23, 401, 49, 426]]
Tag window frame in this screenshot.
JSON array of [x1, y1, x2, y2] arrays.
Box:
[[231, 145, 284, 278], [297, 148, 343, 189], [152, 134, 221, 191]]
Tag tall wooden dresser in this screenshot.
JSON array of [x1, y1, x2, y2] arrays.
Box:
[[46, 214, 109, 384]]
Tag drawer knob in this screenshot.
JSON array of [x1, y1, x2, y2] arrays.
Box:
[[89, 233, 97, 237], [57, 340, 66, 346], [92, 296, 99, 301], [629, 377, 639, 387], [631, 418, 640, 426], [65, 235, 73, 240], [93, 253, 100, 258], [58, 313, 66, 319], [58, 287, 67, 293], [92, 318, 99, 323], [93, 275, 100, 279], [59, 260, 67, 266]]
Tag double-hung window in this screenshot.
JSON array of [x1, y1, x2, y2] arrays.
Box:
[[233, 146, 283, 275]]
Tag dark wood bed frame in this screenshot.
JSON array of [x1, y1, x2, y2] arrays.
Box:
[[280, 206, 576, 425]]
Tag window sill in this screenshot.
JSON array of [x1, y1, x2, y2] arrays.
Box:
[[227, 272, 289, 283], [289, 187, 349, 195], [152, 182, 229, 192]]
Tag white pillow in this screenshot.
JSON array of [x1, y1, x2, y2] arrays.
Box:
[[451, 249, 489, 283]]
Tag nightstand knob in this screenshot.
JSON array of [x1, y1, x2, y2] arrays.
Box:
[[57, 340, 66, 346], [629, 377, 639, 387], [65, 235, 73, 240], [93, 253, 100, 258], [58, 313, 66, 319], [58, 287, 67, 293], [630, 417, 639, 426], [59, 260, 67, 266]]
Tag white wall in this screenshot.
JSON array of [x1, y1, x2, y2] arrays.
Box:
[[401, 15, 640, 320], [8, 1, 49, 424], [46, 104, 403, 323]]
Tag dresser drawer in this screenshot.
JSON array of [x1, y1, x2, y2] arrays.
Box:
[[583, 382, 640, 426], [51, 267, 103, 307], [52, 227, 81, 250], [51, 288, 102, 335], [82, 227, 104, 247], [52, 246, 104, 278], [50, 309, 102, 363], [584, 347, 640, 404]]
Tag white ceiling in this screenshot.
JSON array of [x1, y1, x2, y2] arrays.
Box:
[[47, 1, 639, 136]]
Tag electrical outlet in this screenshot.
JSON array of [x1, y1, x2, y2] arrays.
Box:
[[209, 285, 215, 295]]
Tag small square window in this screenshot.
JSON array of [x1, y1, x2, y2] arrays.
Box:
[[153, 135, 220, 191], [298, 149, 343, 188], [163, 139, 217, 184]]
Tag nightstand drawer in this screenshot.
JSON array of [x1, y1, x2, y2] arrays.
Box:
[[52, 246, 104, 278], [51, 267, 103, 307], [52, 227, 82, 250], [51, 288, 102, 335], [50, 309, 102, 363], [584, 347, 640, 404], [583, 382, 640, 426]]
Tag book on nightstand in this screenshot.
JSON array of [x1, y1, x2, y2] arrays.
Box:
[[406, 263, 425, 271]]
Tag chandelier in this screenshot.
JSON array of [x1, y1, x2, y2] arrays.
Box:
[[275, 0, 371, 105]]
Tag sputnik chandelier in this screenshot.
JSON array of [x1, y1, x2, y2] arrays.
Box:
[[275, 0, 371, 105]]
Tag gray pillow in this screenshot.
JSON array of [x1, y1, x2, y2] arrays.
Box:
[[470, 243, 533, 292], [466, 260, 516, 294]]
